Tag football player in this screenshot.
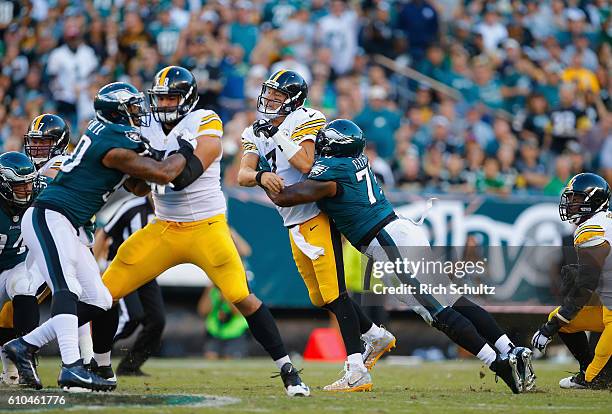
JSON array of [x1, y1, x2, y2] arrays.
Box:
[[0, 152, 42, 385], [268, 119, 536, 393], [4, 81, 196, 392], [532, 173, 612, 389], [238, 71, 394, 392], [1, 114, 95, 385], [96, 66, 310, 397]]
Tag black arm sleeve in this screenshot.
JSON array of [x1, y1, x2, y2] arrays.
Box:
[[171, 151, 204, 191], [556, 263, 600, 322]]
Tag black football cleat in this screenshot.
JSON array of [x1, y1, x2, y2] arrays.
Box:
[[491, 353, 522, 394], [58, 359, 115, 392], [89, 359, 117, 386], [3, 338, 42, 390], [276, 363, 310, 397], [511, 347, 536, 391]]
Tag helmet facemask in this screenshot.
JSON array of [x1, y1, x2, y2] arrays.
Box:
[[0, 170, 38, 213], [257, 83, 301, 119], [24, 133, 63, 169], [122, 94, 151, 127], [559, 190, 608, 224], [148, 84, 198, 124]]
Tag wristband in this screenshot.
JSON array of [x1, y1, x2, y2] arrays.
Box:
[[255, 171, 265, 186]]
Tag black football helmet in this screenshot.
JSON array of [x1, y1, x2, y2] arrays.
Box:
[[559, 173, 611, 223], [257, 70, 308, 118], [0, 151, 39, 215], [94, 82, 150, 127], [315, 119, 366, 158], [147, 66, 199, 124], [24, 114, 70, 169]]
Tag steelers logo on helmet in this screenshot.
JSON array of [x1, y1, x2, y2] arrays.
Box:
[[559, 173, 611, 224], [0, 152, 40, 215], [24, 114, 70, 169], [148, 66, 199, 124], [257, 70, 308, 119], [94, 82, 151, 128]]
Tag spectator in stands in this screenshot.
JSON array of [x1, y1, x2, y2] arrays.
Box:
[[475, 6, 508, 53], [365, 144, 395, 188], [353, 86, 401, 160], [546, 83, 591, 154], [476, 157, 510, 195], [515, 137, 549, 191], [227, 1, 259, 63], [516, 92, 551, 146], [398, 0, 439, 62], [316, 0, 358, 76], [149, 4, 181, 62], [544, 155, 573, 195], [440, 153, 473, 194]]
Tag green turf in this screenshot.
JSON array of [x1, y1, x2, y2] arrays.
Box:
[[0, 358, 610, 413]]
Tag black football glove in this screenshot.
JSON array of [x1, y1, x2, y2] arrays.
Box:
[[531, 318, 561, 352], [252, 119, 279, 139], [560, 264, 580, 297], [138, 136, 166, 161]]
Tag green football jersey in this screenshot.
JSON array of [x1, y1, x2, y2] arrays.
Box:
[[308, 154, 395, 248], [36, 119, 143, 228], [0, 203, 27, 272]]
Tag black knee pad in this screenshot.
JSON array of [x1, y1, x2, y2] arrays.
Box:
[[77, 301, 106, 326], [51, 290, 78, 316]]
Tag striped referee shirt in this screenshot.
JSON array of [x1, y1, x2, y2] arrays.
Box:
[[103, 196, 155, 260]]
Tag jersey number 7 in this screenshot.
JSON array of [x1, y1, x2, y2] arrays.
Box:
[[356, 168, 377, 204]]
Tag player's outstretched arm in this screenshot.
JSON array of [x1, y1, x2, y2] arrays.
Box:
[[103, 147, 186, 184], [268, 179, 337, 207]]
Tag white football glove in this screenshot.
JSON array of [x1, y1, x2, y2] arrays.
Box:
[[148, 181, 174, 195], [531, 329, 553, 352]]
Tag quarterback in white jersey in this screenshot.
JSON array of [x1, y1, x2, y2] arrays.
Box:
[[97, 66, 309, 397], [532, 173, 612, 389], [238, 70, 394, 392]]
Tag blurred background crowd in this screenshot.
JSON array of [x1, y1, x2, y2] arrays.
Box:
[[1, 0, 611, 195]]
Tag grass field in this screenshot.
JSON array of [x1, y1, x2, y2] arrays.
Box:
[[0, 358, 610, 413]]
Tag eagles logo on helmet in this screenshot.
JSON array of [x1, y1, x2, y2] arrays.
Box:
[[0, 152, 40, 215]]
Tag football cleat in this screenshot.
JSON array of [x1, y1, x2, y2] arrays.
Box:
[[1, 347, 19, 385], [511, 347, 536, 391], [559, 372, 588, 389], [491, 353, 522, 394], [323, 363, 373, 392], [277, 363, 310, 397], [362, 326, 396, 370], [58, 359, 116, 393], [89, 359, 117, 386], [3, 338, 42, 390]]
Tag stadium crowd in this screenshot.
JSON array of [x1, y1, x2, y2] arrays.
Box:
[[0, 0, 610, 195]]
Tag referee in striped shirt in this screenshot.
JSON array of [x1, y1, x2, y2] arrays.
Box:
[[94, 195, 165, 376]]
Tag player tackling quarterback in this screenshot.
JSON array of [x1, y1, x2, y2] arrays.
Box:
[[267, 119, 536, 393], [94, 66, 310, 397], [238, 70, 394, 392]]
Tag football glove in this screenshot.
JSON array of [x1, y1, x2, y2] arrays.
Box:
[[560, 264, 579, 297], [138, 136, 165, 161], [148, 181, 174, 195], [252, 119, 279, 139], [531, 320, 559, 352]]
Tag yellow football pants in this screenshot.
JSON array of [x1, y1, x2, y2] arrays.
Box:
[[288, 213, 345, 308], [102, 214, 250, 304], [549, 305, 612, 382]]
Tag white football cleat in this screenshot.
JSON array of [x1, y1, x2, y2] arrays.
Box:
[[362, 326, 396, 370], [560, 372, 588, 389], [323, 363, 373, 392]]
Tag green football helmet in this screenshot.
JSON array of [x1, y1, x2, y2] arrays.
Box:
[[94, 82, 150, 127], [0, 152, 39, 214], [315, 119, 366, 158]]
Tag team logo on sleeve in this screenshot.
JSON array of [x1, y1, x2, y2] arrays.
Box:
[[309, 163, 328, 178], [125, 131, 143, 143]]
